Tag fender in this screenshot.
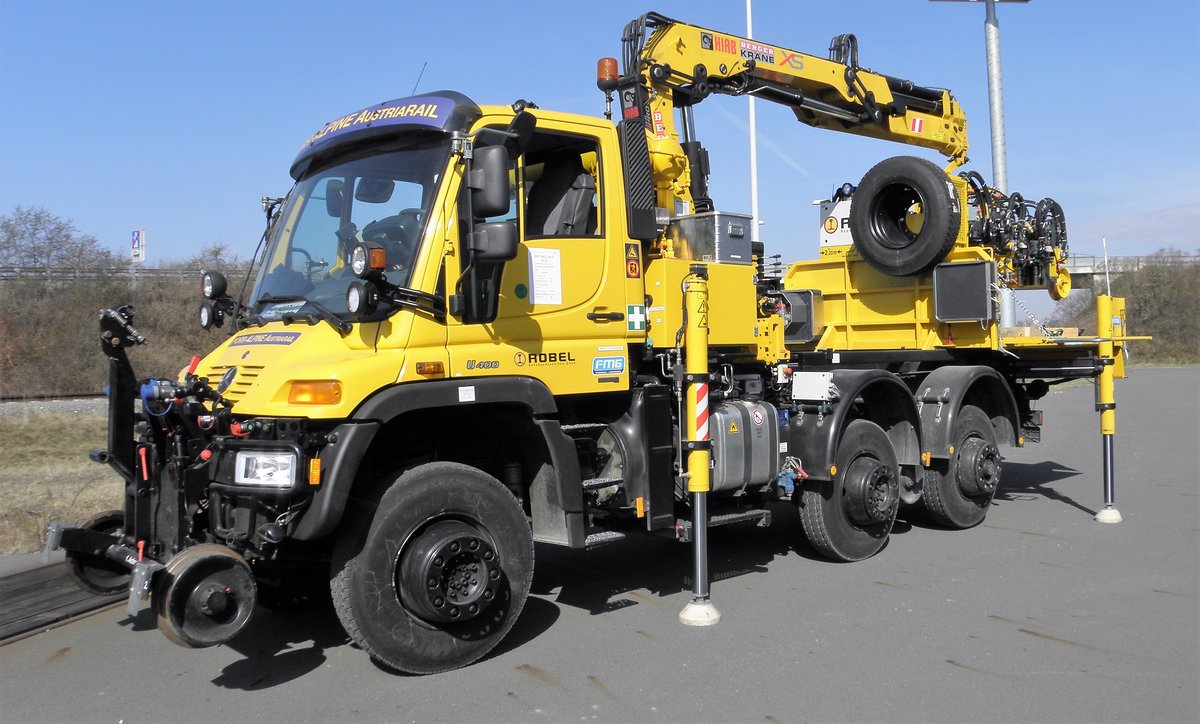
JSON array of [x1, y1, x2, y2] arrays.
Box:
[[788, 369, 922, 482], [291, 421, 379, 540], [916, 365, 1020, 461], [292, 376, 584, 543]]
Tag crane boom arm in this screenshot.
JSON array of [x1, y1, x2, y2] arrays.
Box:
[[622, 13, 969, 170]]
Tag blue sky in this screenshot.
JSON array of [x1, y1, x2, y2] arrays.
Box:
[[2, 0, 1197, 314]]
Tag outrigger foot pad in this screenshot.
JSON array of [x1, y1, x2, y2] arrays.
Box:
[[1095, 506, 1123, 524], [679, 598, 721, 626]]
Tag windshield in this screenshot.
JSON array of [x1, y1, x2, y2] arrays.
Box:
[[249, 138, 450, 318]]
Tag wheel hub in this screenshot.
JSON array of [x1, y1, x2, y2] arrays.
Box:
[[956, 437, 1001, 496], [843, 457, 899, 526], [398, 520, 501, 623], [869, 183, 925, 250]]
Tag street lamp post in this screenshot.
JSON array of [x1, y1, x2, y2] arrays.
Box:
[[931, 0, 1029, 326]]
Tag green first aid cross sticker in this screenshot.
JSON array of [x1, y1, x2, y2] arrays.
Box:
[[627, 304, 646, 331]]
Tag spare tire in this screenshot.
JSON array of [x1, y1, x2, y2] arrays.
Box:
[[849, 156, 960, 276]]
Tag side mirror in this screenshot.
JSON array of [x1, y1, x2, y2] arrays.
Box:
[[504, 110, 537, 157], [325, 179, 345, 217], [469, 221, 518, 262], [467, 145, 511, 219]]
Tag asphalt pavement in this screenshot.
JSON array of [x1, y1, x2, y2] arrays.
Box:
[[1, 368, 1196, 723]]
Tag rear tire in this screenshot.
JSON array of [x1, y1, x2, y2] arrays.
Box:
[[330, 462, 533, 674], [799, 420, 899, 562], [923, 405, 1001, 528], [850, 156, 960, 276]]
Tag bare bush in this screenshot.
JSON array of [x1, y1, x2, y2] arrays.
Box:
[[1050, 248, 1200, 364]]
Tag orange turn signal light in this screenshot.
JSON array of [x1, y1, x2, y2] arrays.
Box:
[[415, 361, 445, 376], [308, 457, 322, 486], [288, 380, 342, 405]]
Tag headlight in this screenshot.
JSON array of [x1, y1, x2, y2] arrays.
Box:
[[350, 242, 386, 278], [346, 281, 379, 316], [202, 271, 228, 300], [234, 450, 297, 488], [199, 301, 223, 330]]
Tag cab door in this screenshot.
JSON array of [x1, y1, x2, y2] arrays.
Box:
[[445, 120, 631, 394]]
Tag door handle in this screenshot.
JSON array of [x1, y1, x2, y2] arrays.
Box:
[[587, 310, 625, 322]]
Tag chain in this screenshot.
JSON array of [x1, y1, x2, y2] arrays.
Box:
[[991, 278, 1062, 338]]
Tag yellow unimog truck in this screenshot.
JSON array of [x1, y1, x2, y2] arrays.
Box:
[[49, 12, 1137, 673]]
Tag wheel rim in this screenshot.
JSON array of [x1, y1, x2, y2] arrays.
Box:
[[397, 519, 502, 624], [842, 456, 899, 526], [868, 183, 927, 251], [956, 437, 1001, 496]]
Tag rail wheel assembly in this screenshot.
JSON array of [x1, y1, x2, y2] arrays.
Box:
[[152, 544, 257, 648], [65, 510, 130, 595]]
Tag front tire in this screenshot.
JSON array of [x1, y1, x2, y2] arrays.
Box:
[[799, 419, 900, 562], [330, 462, 533, 674]]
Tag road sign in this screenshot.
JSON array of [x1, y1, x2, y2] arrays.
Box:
[[131, 229, 146, 263]]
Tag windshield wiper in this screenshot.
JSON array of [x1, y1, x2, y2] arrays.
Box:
[[253, 295, 352, 336]]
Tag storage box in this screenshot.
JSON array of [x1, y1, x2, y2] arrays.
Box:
[[668, 211, 753, 264]]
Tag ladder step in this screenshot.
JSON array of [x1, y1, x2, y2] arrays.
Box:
[[581, 477, 623, 491], [583, 530, 626, 548], [674, 508, 771, 543]]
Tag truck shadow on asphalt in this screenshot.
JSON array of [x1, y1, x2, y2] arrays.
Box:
[[528, 501, 826, 618], [994, 460, 1094, 516], [211, 604, 350, 689], [118, 600, 350, 689]]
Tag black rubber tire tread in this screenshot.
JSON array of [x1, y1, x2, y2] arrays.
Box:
[[850, 155, 960, 276], [923, 405, 1000, 528], [799, 419, 899, 562], [330, 462, 533, 674]]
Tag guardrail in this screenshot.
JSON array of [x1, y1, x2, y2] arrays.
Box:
[[0, 266, 252, 283], [1067, 254, 1200, 275]]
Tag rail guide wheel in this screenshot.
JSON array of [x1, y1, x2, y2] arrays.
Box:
[[65, 510, 130, 595], [152, 544, 257, 648]]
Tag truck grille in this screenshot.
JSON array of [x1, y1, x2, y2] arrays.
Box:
[[205, 364, 264, 402]]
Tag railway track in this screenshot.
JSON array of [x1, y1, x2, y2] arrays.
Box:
[[0, 562, 123, 645]]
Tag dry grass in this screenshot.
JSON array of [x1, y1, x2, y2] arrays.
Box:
[[0, 412, 123, 554]]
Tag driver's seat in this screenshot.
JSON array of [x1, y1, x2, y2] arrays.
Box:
[[525, 152, 596, 237]]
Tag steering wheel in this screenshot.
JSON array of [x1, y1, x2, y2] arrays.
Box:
[[289, 247, 328, 278], [361, 209, 422, 271], [362, 209, 422, 245]]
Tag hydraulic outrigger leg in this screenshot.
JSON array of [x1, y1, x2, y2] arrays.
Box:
[[679, 266, 720, 626], [1094, 294, 1122, 524]]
